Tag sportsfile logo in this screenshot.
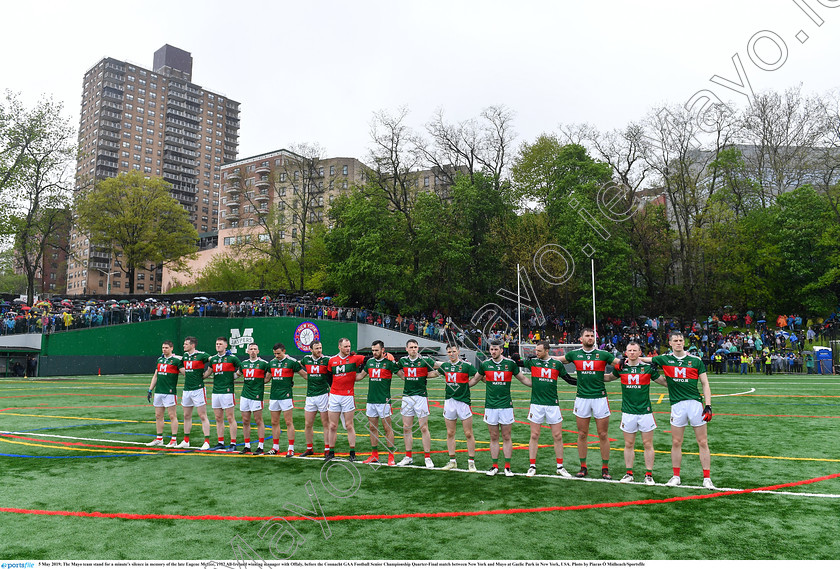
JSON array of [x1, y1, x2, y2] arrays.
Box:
[[229, 328, 254, 354]]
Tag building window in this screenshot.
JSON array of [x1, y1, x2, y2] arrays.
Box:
[[342, 165, 348, 175]]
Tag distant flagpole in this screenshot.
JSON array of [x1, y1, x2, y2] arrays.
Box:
[[517, 264, 522, 349], [591, 258, 597, 341]]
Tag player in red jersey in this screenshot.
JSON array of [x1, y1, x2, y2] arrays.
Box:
[[325, 337, 365, 461]]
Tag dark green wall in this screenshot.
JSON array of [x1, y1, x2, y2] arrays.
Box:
[[38, 317, 357, 376]]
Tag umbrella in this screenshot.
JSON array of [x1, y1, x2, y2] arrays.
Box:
[[131, 299, 140, 303], [86, 300, 97, 306], [242, 296, 253, 301], [61, 301, 73, 308], [12, 299, 25, 305], [145, 298, 156, 303], [757, 319, 766, 323], [261, 295, 271, 301], [715, 348, 727, 355], [118, 300, 130, 304], [21, 305, 31, 311]]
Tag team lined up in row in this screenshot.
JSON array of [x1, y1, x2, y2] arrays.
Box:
[[146, 329, 715, 486]]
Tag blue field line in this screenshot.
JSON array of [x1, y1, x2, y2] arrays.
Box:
[[0, 453, 154, 459], [18, 421, 133, 432]]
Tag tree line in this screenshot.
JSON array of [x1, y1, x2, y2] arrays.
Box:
[[4, 86, 840, 323]]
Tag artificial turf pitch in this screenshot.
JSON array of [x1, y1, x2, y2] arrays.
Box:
[[0, 373, 838, 560]]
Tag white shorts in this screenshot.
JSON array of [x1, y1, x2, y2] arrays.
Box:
[[153, 393, 176, 408], [573, 397, 611, 419], [239, 397, 263, 413], [528, 404, 563, 425], [670, 399, 705, 428], [304, 393, 329, 413], [620, 412, 657, 433], [269, 398, 294, 412], [366, 403, 392, 418], [400, 395, 430, 418], [212, 393, 236, 409], [443, 399, 473, 421], [328, 394, 355, 413], [483, 407, 515, 425], [181, 388, 206, 408]]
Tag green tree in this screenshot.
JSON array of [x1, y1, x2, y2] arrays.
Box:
[[0, 93, 75, 303], [324, 190, 411, 309], [0, 248, 26, 295], [74, 171, 198, 294], [767, 185, 839, 316], [513, 140, 635, 317]]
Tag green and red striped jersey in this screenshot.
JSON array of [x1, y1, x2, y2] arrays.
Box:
[[651, 353, 706, 405], [208, 353, 241, 394], [180, 351, 209, 391], [398, 356, 436, 397], [269, 355, 302, 400], [154, 355, 181, 395], [479, 357, 520, 409], [365, 357, 400, 404], [240, 358, 270, 401], [439, 360, 478, 405], [523, 357, 564, 406], [565, 348, 614, 399], [612, 362, 659, 414], [300, 355, 332, 397]]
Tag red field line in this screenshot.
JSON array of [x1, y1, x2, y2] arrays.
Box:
[[0, 394, 138, 399], [4, 405, 147, 410], [649, 410, 840, 419], [2, 473, 837, 522]]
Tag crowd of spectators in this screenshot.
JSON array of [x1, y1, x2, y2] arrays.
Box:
[[2, 296, 838, 374]]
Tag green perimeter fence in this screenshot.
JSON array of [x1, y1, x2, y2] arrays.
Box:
[[36, 317, 357, 376]]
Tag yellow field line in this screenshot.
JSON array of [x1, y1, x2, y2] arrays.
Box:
[[656, 393, 665, 404], [0, 412, 151, 423], [0, 437, 158, 455], [602, 445, 840, 463]]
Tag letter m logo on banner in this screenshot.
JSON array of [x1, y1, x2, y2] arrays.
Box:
[[582, 361, 595, 371], [674, 367, 687, 378], [540, 367, 553, 378], [627, 374, 640, 384], [244, 368, 256, 378], [493, 371, 505, 381]]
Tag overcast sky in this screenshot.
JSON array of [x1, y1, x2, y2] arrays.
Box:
[[3, 0, 840, 162]]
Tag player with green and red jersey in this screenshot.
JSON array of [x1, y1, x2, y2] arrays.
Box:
[[299, 341, 332, 457], [609, 341, 660, 485], [205, 337, 242, 451], [145, 340, 182, 448], [237, 344, 270, 454], [325, 338, 365, 461], [433, 343, 479, 472], [642, 331, 715, 489], [267, 343, 307, 457], [178, 336, 211, 450], [472, 340, 531, 477], [558, 328, 621, 480], [522, 340, 577, 478], [356, 340, 399, 466], [395, 339, 439, 468]]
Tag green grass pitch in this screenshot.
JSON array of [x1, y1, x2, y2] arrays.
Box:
[[1, 373, 838, 560]]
